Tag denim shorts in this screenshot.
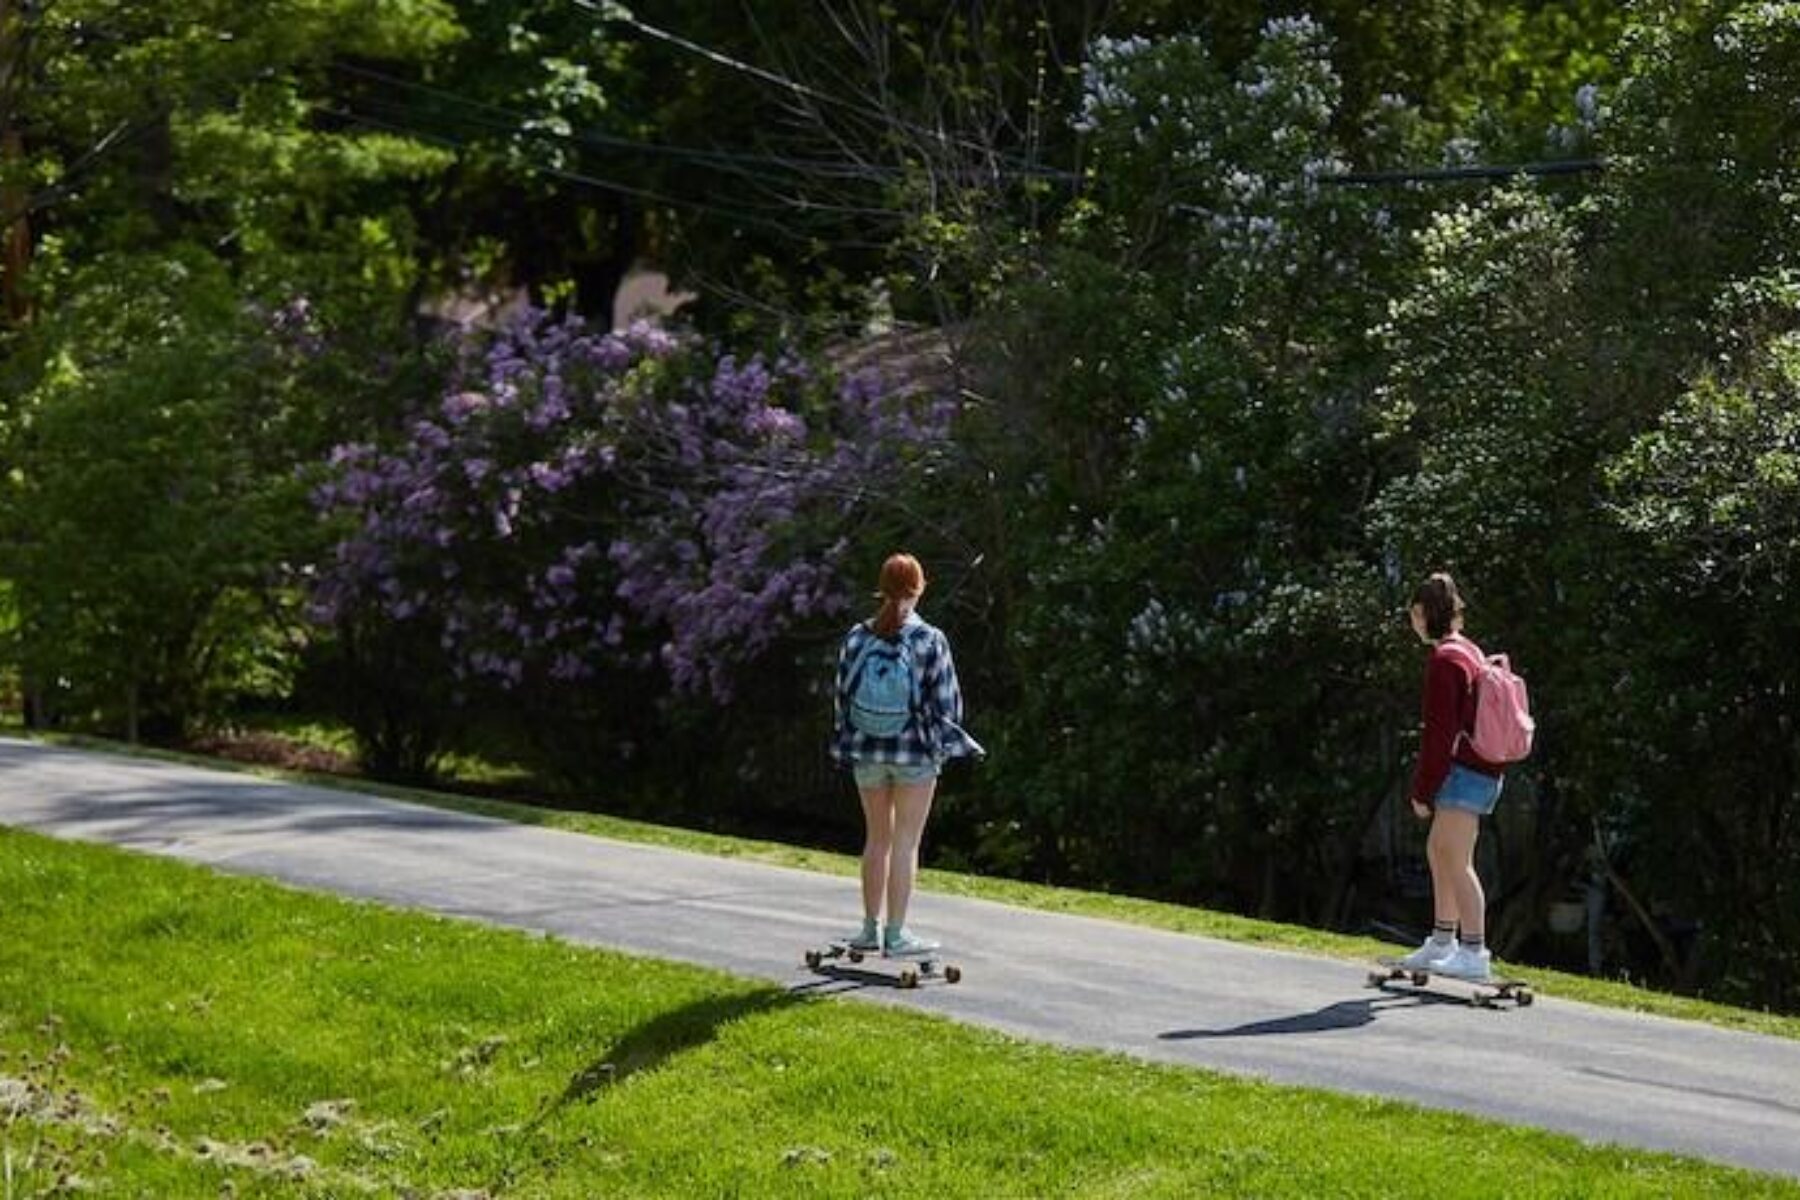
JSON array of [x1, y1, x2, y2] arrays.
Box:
[[1435, 762, 1504, 816], [852, 761, 939, 789]]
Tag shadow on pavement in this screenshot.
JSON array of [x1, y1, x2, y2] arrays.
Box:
[[0, 767, 502, 846], [1159, 988, 1472, 1039]]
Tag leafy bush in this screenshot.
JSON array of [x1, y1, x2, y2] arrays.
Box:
[[0, 251, 316, 738], [309, 311, 956, 783]]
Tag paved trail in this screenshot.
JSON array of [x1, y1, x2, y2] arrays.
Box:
[[5, 736, 1800, 1179]]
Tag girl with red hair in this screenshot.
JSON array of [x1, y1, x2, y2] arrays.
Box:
[[829, 553, 983, 956]]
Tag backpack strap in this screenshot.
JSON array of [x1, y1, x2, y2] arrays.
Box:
[[1439, 638, 1486, 753], [845, 628, 885, 696], [1440, 637, 1487, 677], [899, 631, 922, 715]]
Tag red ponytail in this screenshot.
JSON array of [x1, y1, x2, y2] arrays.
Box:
[[872, 553, 925, 637]]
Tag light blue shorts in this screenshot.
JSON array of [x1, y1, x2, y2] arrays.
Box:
[[1435, 763, 1504, 816], [852, 761, 939, 789]]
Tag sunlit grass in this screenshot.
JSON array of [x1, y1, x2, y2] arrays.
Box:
[[4, 827, 1793, 1198]]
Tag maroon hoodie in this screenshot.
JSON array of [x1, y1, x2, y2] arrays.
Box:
[[1410, 633, 1503, 807]]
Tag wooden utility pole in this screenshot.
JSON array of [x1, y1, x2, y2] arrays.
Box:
[[0, 0, 33, 325]]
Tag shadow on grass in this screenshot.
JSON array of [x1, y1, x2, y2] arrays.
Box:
[[1158, 988, 1474, 1040], [530, 988, 802, 1127], [789, 962, 946, 995]]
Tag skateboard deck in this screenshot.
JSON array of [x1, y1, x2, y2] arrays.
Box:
[[803, 942, 962, 989], [1367, 956, 1534, 1007]]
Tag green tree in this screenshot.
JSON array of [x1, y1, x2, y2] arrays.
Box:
[[1, 0, 463, 735], [960, 22, 1425, 918], [1, 252, 310, 736], [1606, 327, 1800, 1006]]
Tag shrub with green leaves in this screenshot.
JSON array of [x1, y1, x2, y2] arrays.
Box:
[[0, 251, 316, 738], [1602, 326, 1800, 1007]]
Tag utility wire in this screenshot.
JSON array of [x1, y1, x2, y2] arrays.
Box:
[[573, 0, 842, 107], [577, 5, 1610, 193], [333, 61, 895, 182], [314, 101, 890, 250], [337, 90, 830, 215], [1318, 158, 1606, 186], [332, 87, 910, 222], [571, 0, 1078, 183], [333, 59, 1075, 185]]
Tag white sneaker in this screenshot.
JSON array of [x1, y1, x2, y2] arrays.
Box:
[[1434, 944, 1493, 982], [1398, 937, 1456, 970]]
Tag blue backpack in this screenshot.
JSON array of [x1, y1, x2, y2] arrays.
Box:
[[847, 631, 920, 738]]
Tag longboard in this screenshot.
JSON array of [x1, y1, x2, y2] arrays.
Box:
[[803, 942, 962, 989], [1367, 956, 1534, 1008]]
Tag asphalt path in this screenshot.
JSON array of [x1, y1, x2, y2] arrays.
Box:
[[5, 736, 1800, 1179]]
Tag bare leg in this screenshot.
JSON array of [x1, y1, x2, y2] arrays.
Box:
[[859, 783, 896, 922], [1429, 808, 1485, 940], [1426, 815, 1459, 931], [884, 778, 939, 929]]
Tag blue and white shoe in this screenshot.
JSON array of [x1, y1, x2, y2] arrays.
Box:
[[844, 918, 880, 952], [883, 926, 940, 958]]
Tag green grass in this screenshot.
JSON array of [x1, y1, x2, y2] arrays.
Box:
[[10, 722, 1800, 1044], [2, 828, 1794, 1198], [226, 712, 360, 759]]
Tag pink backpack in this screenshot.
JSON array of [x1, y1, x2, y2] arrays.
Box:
[[1446, 642, 1536, 765]]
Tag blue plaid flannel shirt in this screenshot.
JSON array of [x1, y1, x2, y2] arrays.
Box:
[[829, 614, 984, 767]]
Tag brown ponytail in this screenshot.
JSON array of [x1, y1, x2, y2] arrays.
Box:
[[872, 553, 925, 638], [1411, 572, 1465, 640]]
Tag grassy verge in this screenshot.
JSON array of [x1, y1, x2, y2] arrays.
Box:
[[3, 827, 1794, 1199], [9, 723, 1800, 1043]]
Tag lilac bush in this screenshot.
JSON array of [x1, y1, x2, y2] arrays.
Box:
[[309, 313, 953, 714]]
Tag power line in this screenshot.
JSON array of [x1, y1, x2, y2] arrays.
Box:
[[332, 59, 1075, 186], [330, 87, 910, 223], [570, 0, 851, 110], [1317, 158, 1606, 186], [332, 62, 895, 182], [314, 101, 891, 250], [572, 0, 1078, 184]]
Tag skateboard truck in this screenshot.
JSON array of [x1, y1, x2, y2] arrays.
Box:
[[1367, 957, 1534, 1008], [804, 943, 963, 989]]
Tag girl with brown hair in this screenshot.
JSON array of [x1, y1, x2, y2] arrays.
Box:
[[1400, 572, 1507, 981]]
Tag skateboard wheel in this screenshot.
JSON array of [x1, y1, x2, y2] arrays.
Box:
[[1365, 971, 1385, 988], [1516, 989, 1534, 1007], [804, 950, 822, 970], [848, 949, 864, 964], [899, 968, 919, 989], [1410, 972, 1428, 987], [944, 965, 962, 985]]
